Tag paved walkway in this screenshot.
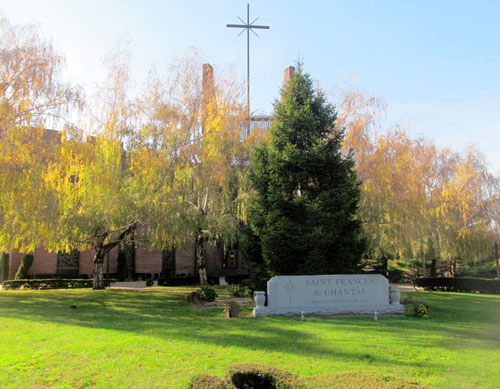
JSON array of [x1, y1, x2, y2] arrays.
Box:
[[390, 283, 423, 292]]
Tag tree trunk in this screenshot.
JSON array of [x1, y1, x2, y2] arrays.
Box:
[[495, 241, 499, 279], [421, 250, 426, 277], [93, 258, 105, 289], [382, 256, 388, 277], [195, 231, 208, 285], [93, 239, 107, 290], [431, 258, 437, 277], [91, 223, 136, 289]]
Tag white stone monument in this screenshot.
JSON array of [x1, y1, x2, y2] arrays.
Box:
[[253, 274, 403, 317]]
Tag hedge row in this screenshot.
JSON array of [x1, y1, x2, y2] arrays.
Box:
[[189, 363, 297, 389], [416, 277, 500, 294], [2, 279, 114, 290], [188, 363, 425, 388], [158, 277, 199, 286]]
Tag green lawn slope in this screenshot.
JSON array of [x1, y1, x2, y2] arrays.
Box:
[[0, 288, 498, 388]]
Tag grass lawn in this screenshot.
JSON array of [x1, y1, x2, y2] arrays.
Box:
[[0, 288, 499, 388]]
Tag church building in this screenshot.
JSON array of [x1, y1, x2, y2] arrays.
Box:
[[1, 65, 295, 284]]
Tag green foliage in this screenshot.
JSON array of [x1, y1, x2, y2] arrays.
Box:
[[185, 286, 217, 304], [226, 363, 297, 388], [188, 374, 228, 389], [400, 296, 430, 319], [2, 279, 114, 290], [414, 302, 430, 318], [248, 65, 366, 276], [199, 286, 217, 302], [239, 224, 272, 291], [226, 284, 247, 298], [190, 365, 426, 389], [0, 252, 8, 281], [454, 260, 497, 279], [416, 277, 500, 294], [14, 254, 34, 280]]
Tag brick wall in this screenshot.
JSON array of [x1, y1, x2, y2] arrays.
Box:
[[9, 248, 57, 279], [206, 243, 223, 277], [79, 246, 119, 277], [30, 248, 57, 275], [6, 242, 228, 280], [79, 250, 94, 275], [135, 246, 162, 274], [175, 243, 195, 276], [9, 250, 22, 279]]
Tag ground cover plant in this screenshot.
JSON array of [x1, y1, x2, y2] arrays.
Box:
[[0, 288, 499, 388]]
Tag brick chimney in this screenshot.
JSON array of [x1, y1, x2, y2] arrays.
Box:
[[202, 63, 215, 132], [282, 65, 295, 100]]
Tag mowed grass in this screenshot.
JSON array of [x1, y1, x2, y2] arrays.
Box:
[[0, 288, 499, 388]]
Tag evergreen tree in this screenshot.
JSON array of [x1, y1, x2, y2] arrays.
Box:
[[248, 65, 366, 276]]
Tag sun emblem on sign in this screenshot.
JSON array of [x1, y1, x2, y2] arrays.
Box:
[[282, 280, 296, 305]]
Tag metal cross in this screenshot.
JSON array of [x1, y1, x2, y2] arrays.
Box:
[[227, 3, 269, 125]]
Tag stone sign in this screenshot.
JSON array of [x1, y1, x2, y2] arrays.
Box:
[[253, 274, 403, 317]]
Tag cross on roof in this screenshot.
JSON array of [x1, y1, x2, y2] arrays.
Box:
[[227, 3, 269, 127]]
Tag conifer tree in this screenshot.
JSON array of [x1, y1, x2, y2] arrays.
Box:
[[248, 65, 366, 276]]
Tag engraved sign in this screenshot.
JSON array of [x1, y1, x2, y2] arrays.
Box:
[[253, 274, 403, 317]]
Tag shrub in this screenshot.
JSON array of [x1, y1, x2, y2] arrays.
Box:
[[189, 366, 426, 389], [15, 254, 34, 280], [185, 287, 218, 305], [401, 296, 430, 318], [226, 364, 297, 389], [188, 374, 227, 389], [227, 284, 247, 298], [1, 252, 9, 281], [414, 302, 430, 318], [145, 279, 154, 287], [2, 279, 115, 290], [199, 286, 217, 302], [416, 277, 500, 294]]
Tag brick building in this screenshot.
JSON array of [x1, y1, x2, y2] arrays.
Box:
[[1, 65, 295, 284]]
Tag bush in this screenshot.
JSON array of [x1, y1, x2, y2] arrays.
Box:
[[145, 279, 154, 287], [226, 364, 297, 389], [416, 277, 500, 294], [2, 279, 114, 290], [158, 277, 198, 286], [227, 284, 247, 298], [199, 286, 217, 302], [1, 252, 9, 281], [414, 302, 430, 318], [189, 365, 425, 389], [15, 254, 34, 280], [188, 374, 227, 389], [185, 287, 217, 305], [401, 296, 430, 318], [454, 261, 497, 279]]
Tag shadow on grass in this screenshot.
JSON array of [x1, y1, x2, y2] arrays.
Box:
[[1, 289, 498, 370]]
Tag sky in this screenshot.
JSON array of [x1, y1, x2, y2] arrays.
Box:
[[1, 0, 500, 174]]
